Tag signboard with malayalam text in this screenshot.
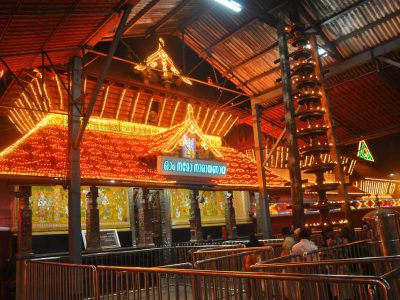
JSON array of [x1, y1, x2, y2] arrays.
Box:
[[157, 156, 227, 178], [82, 229, 121, 249]]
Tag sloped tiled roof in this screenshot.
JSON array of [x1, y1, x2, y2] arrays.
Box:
[[0, 111, 288, 189]]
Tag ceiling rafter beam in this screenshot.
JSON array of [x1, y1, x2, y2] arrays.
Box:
[[339, 126, 400, 145], [229, 42, 278, 72], [206, 18, 258, 53], [319, 0, 372, 26], [298, 1, 343, 60], [335, 10, 400, 45], [146, 0, 193, 37], [245, 66, 280, 84], [252, 35, 400, 105], [124, 0, 160, 34]]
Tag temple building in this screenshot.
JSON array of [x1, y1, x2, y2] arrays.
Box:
[[1, 1, 400, 299]]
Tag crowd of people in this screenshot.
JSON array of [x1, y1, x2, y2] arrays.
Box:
[[280, 225, 357, 256]]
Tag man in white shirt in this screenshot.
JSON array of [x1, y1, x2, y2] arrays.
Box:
[[291, 227, 318, 255]]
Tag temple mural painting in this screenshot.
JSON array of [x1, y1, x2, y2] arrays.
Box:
[[21, 185, 130, 232]]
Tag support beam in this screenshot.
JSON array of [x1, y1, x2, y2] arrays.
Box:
[[189, 190, 203, 242], [128, 188, 138, 247], [16, 186, 33, 256], [277, 11, 304, 228], [298, 2, 343, 60], [251, 103, 272, 238], [147, 0, 193, 36], [75, 4, 132, 148], [206, 18, 258, 53], [124, 0, 160, 34], [319, 0, 372, 26], [378, 56, 400, 69], [230, 42, 278, 72], [138, 188, 155, 247], [252, 36, 400, 104], [160, 189, 173, 247], [310, 34, 353, 229], [85, 186, 101, 252], [68, 56, 83, 264], [340, 126, 400, 146], [335, 10, 400, 45], [44, 52, 82, 115], [0, 57, 41, 109], [15, 185, 32, 300], [263, 105, 302, 166], [224, 191, 237, 239]]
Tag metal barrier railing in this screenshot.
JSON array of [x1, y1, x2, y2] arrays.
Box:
[[252, 255, 400, 276], [25, 261, 97, 300], [25, 260, 394, 300], [32, 245, 231, 267], [192, 244, 282, 262], [195, 248, 275, 271], [259, 239, 370, 265]]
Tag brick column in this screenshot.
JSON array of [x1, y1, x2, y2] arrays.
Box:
[[16, 186, 33, 257], [189, 190, 202, 242], [85, 186, 100, 252], [138, 188, 155, 247], [224, 191, 237, 239]]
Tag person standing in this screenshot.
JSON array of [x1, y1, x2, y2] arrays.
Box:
[[281, 227, 296, 256], [291, 227, 318, 255]]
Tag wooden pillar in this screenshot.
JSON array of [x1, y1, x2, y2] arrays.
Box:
[[138, 188, 155, 247], [16, 186, 33, 256], [251, 102, 272, 238], [160, 189, 173, 247], [68, 56, 83, 263], [224, 191, 237, 239], [277, 11, 305, 228], [309, 34, 353, 229], [85, 186, 100, 252], [128, 188, 138, 247], [15, 185, 32, 300], [189, 190, 202, 242]]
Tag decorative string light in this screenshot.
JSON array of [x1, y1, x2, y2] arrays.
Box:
[[158, 97, 167, 126], [211, 111, 224, 135], [201, 107, 210, 130], [55, 75, 64, 110], [8, 111, 23, 132], [115, 88, 127, 120], [130, 92, 140, 122], [100, 85, 109, 117], [205, 110, 217, 133], [22, 93, 41, 121], [144, 97, 154, 125], [0, 110, 288, 188], [196, 106, 202, 123], [217, 114, 232, 136], [16, 99, 35, 129], [223, 116, 238, 136], [135, 38, 192, 85], [170, 100, 180, 126]]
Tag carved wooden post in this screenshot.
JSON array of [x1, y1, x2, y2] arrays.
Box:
[[15, 185, 32, 300], [309, 34, 353, 229], [224, 191, 237, 239], [16, 186, 33, 256], [138, 188, 155, 247], [128, 188, 138, 247], [189, 190, 202, 242], [160, 189, 173, 247], [277, 11, 305, 228], [85, 186, 100, 252]]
